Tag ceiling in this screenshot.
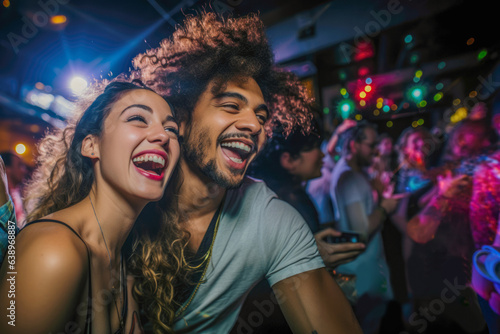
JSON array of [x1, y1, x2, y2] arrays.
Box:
[[0, 0, 331, 163], [0, 0, 498, 163], [0, 0, 331, 96]]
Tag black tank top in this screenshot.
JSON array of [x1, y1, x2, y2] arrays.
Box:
[[21, 219, 128, 334]]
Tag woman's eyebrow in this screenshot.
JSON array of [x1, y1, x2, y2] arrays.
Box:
[[120, 104, 153, 115], [164, 115, 177, 123]]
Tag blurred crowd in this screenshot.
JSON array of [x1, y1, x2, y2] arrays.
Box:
[[240, 94, 500, 333]]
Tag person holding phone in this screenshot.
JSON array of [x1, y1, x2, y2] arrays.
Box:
[[250, 119, 366, 270], [329, 122, 402, 334]]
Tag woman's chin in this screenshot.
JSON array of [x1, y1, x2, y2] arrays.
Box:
[[131, 190, 165, 204]]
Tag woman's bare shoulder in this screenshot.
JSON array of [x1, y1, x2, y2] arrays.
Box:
[[0, 218, 90, 333], [16, 219, 89, 272]]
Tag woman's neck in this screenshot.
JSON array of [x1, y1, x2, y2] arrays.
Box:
[[81, 188, 143, 259]]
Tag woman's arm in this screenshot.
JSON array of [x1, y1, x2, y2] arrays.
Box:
[[407, 173, 469, 244], [407, 195, 449, 243], [470, 163, 499, 248], [0, 226, 88, 333], [326, 119, 357, 156]]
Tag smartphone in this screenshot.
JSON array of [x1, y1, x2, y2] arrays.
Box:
[[324, 232, 361, 244]]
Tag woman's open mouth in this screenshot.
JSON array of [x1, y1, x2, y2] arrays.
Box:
[[132, 151, 167, 181]]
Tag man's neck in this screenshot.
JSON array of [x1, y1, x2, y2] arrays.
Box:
[[178, 159, 226, 220], [345, 155, 362, 173], [177, 159, 227, 253]]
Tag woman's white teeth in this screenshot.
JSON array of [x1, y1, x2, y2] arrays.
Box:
[[132, 154, 165, 167], [229, 157, 243, 163], [221, 141, 251, 152]]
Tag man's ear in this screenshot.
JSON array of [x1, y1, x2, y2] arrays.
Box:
[[349, 139, 357, 155], [179, 121, 188, 137], [280, 152, 297, 172], [81, 134, 100, 159]]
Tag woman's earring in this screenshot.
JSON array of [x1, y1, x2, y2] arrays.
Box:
[[91, 152, 94, 156]]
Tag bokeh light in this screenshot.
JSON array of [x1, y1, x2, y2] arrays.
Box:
[[51, 15, 67, 25], [15, 144, 26, 155], [69, 76, 88, 95]]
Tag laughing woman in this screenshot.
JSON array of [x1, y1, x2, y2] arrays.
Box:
[[0, 79, 181, 333]]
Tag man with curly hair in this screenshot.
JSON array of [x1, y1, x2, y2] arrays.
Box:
[[132, 11, 362, 334]]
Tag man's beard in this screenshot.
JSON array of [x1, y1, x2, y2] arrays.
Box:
[[182, 125, 246, 189], [356, 152, 372, 168]]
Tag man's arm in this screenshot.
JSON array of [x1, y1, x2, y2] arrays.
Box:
[[335, 171, 399, 240], [262, 195, 361, 332], [344, 201, 382, 240], [272, 268, 362, 333], [343, 196, 399, 241]]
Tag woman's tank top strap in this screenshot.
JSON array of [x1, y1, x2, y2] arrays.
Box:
[[23, 219, 93, 333]]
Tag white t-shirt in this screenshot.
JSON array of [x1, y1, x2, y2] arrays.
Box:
[[330, 158, 393, 301], [173, 177, 325, 333]]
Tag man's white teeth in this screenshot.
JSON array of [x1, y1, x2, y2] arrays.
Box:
[[221, 141, 251, 152], [229, 157, 243, 163], [132, 154, 165, 167]]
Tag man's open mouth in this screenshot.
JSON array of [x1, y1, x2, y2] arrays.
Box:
[[132, 153, 166, 176], [220, 140, 253, 165]]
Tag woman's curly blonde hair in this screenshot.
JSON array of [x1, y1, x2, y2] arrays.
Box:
[[22, 76, 190, 333], [127, 171, 191, 334]]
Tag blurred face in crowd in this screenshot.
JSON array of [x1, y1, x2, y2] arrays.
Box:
[[7, 155, 28, 187], [283, 147, 325, 182], [403, 132, 427, 166], [493, 114, 500, 136], [377, 137, 393, 156], [353, 127, 378, 167], [451, 129, 490, 159]]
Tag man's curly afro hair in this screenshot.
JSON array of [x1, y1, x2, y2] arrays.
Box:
[[133, 11, 314, 136]]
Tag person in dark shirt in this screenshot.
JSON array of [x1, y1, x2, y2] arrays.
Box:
[[250, 119, 366, 269]]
